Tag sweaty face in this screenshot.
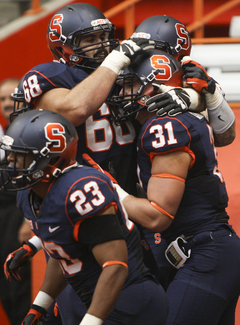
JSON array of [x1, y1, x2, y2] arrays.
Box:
[[77, 30, 110, 61]]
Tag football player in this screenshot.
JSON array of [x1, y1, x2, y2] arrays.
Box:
[[122, 15, 236, 291], [0, 109, 169, 325], [4, 3, 157, 324], [132, 15, 236, 147], [107, 49, 240, 325]]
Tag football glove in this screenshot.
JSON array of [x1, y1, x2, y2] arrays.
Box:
[[21, 304, 47, 325], [82, 153, 118, 184], [116, 38, 155, 63], [146, 84, 191, 116], [4, 241, 37, 281], [101, 38, 155, 74], [182, 58, 216, 94]]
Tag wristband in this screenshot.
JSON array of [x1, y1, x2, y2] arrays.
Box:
[[183, 88, 199, 109], [100, 50, 130, 74], [181, 56, 191, 64], [28, 236, 42, 251], [114, 184, 129, 201], [207, 97, 235, 134], [204, 87, 223, 109], [33, 291, 54, 311], [80, 313, 103, 325]]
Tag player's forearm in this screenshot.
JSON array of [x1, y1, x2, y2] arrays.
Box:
[[60, 48, 136, 126], [49, 66, 118, 126], [213, 120, 236, 147], [122, 195, 172, 232], [206, 94, 236, 147], [86, 265, 129, 321], [40, 257, 67, 299], [51, 50, 132, 126], [69, 67, 117, 122]]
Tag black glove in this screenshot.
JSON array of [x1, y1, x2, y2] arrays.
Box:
[[182, 59, 216, 94], [146, 85, 191, 116], [115, 38, 155, 63], [4, 241, 37, 281], [22, 304, 47, 325]]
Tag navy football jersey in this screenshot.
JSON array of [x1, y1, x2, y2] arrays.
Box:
[[23, 61, 138, 194], [137, 111, 229, 241], [17, 165, 150, 306]]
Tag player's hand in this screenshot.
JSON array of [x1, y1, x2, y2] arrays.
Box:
[[115, 38, 155, 63], [146, 84, 191, 116], [82, 153, 118, 184], [4, 242, 37, 281], [182, 57, 216, 94], [21, 305, 47, 325]]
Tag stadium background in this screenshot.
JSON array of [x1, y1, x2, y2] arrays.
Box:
[[0, 0, 240, 323]]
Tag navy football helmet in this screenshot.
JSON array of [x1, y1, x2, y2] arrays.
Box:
[[47, 3, 119, 70], [0, 109, 78, 191], [108, 49, 183, 124], [132, 15, 191, 61], [10, 75, 34, 122]]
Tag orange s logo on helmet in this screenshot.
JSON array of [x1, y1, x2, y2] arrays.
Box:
[[175, 23, 190, 51], [149, 54, 183, 87], [49, 14, 64, 42], [150, 55, 172, 81], [44, 123, 67, 152]]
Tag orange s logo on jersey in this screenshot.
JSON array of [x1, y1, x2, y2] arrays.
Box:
[[49, 14, 63, 42], [175, 23, 190, 51], [150, 55, 172, 81], [154, 233, 161, 244], [44, 123, 67, 152]]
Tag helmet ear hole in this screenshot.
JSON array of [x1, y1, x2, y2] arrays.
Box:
[[49, 156, 60, 166], [56, 47, 64, 54]]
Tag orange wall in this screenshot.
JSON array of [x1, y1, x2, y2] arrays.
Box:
[[108, 0, 240, 27], [1, 0, 240, 81]]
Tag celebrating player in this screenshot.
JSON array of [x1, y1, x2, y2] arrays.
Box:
[[107, 49, 240, 325], [4, 3, 156, 323], [131, 15, 235, 147], [0, 109, 168, 325]]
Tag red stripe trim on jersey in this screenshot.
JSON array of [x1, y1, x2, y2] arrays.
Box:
[[150, 201, 174, 220], [152, 173, 185, 182], [140, 116, 194, 164], [28, 70, 59, 88], [65, 176, 115, 227], [73, 217, 90, 242]]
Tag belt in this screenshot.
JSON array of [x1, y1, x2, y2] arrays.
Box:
[[165, 225, 233, 269], [184, 224, 233, 251]]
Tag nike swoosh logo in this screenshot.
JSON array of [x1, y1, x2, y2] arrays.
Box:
[[218, 115, 225, 121], [49, 226, 60, 233]]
